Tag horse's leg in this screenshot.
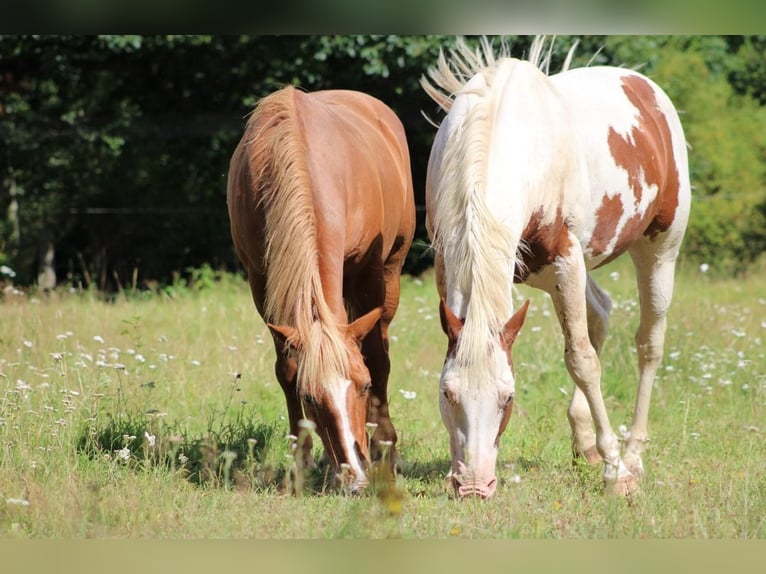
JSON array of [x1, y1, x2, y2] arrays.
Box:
[[623, 241, 679, 479], [569, 273, 612, 464], [533, 233, 635, 495], [355, 241, 407, 467], [362, 317, 398, 465], [367, 276, 403, 467], [270, 340, 316, 471]]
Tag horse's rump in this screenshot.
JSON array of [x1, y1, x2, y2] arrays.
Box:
[[227, 86, 414, 394]]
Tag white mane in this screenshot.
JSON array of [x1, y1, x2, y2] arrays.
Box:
[[422, 35, 579, 378]]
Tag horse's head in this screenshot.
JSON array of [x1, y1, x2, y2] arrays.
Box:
[[268, 307, 382, 490], [438, 299, 529, 499]]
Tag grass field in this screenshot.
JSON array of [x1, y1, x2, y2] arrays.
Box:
[[1, 257, 764, 538]]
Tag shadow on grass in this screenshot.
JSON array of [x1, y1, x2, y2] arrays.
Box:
[[75, 410, 401, 496], [75, 410, 299, 491], [79, 411, 574, 498], [399, 457, 451, 481]]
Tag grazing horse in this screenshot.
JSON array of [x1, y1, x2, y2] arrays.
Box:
[[422, 37, 690, 498], [227, 86, 415, 490]]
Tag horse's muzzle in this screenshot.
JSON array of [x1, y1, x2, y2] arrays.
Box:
[[453, 476, 497, 499]]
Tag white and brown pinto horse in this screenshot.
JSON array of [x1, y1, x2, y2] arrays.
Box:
[[227, 86, 415, 490], [422, 38, 691, 498]]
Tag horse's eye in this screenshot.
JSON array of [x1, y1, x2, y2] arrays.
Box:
[[360, 382, 372, 396], [303, 394, 318, 408]]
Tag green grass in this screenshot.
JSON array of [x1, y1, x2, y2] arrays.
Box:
[[1, 258, 765, 538]]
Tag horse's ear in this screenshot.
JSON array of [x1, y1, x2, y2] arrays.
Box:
[[501, 300, 530, 349], [268, 323, 301, 351], [347, 307, 383, 342], [439, 299, 464, 342]]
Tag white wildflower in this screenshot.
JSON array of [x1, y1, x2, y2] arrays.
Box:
[[0, 265, 16, 277], [115, 447, 131, 461], [93, 335, 105, 344], [699, 263, 709, 273], [298, 419, 316, 431], [144, 431, 156, 448], [399, 389, 417, 400], [15, 380, 31, 391]]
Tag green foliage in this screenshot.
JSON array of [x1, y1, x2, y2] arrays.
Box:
[[1, 35, 766, 286], [642, 41, 766, 270], [727, 35, 766, 104], [683, 195, 766, 274]]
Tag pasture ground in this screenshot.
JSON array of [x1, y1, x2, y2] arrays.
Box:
[[1, 257, 764, 538]]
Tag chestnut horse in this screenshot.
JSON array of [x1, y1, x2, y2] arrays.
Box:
[[227, 86, 415, 491], [422, 37, 690, 498]]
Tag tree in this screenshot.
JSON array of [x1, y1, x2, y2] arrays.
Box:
[[2, 35, 765, 288]]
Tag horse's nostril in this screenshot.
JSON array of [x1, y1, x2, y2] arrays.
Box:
[[455, 477, 497, 499]]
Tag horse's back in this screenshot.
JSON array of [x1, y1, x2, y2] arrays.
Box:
[[229, 86, 413, 257], [550, 66, 691, 268], [295, 89, 415, 251]]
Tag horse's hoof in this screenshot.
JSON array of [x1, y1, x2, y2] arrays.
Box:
[[605, 473, 639, 496], [623, 456, 645, 481]]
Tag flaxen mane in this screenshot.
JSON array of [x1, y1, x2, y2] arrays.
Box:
[[244, 87, 349, 395], [421, 36, 577, 376]]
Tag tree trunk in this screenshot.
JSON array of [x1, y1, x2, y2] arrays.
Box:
[[6, 173, 20, 256], [37, 232, 56, 290]]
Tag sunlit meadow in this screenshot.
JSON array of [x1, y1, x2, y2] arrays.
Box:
[[1, 257, 764, 538]]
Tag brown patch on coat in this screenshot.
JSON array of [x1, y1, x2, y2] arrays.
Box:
[[588, 195, 625, 258], [515, 208, 571, 282], [439, 298, 465, 358], [588, 74, 682, 262]]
